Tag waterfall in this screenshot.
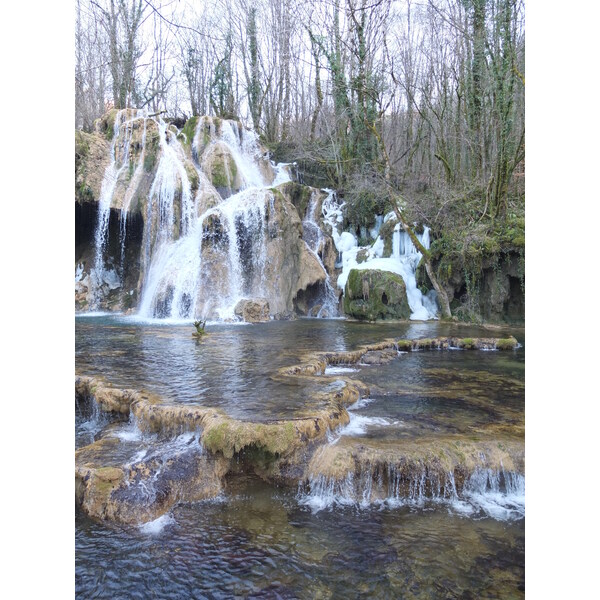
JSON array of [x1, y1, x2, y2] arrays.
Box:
[[323, 190, 438, 320], [219, 120, 266, 189], [90, 109, 141, 308], [298, 465, 524, 520], [84, 113, 325, 321], [389, 223, 437, 320], [120, 114, 148, 270], [137, 118, 274, 321], [302, 191, 338, 317]]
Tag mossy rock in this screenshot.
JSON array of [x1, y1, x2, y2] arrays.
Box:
[[102, 109, 119, 141], [144, 130, 160, 172], [356, 249, 369, 264], [458, 338, 476, 349], [211, 157, 230, 188], [343, 269, 411, 321], [495, 336, 519, 350], [377, 217, 398, 258], [277, 182, 314, 219], [184, 162, 200, 193], [75, 130, 90, 158], [206, 145, 239, 193], [180, 116, 198, 146]]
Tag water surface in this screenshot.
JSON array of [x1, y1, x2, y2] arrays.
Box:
[[76, 317, 524, 598]]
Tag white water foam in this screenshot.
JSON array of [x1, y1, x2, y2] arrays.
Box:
[[327, 400, 398, 445], [139, 513, 176, 535], [136, 117, 280, 321], [90, 109, 146, 308], [302, 191, 339, 317], [321, 190, 438, 320], [324, 366, 359, 375], [298, 466, 525, 521]]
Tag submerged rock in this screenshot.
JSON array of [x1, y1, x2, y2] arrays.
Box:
[[343, 269, 411, 321], [360, 349, 398, 365]]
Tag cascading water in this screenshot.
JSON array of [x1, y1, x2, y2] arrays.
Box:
[[302, 191, 338, 317], [137, 118, 276, 320], [90, 109, 141, 308], [120, 114, 148, 270], [322, 190, 438, 320], [298, 465, 524, 520], [219, 120, 266, 189]]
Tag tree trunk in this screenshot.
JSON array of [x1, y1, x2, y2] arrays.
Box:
[[390, 200, 452, 319]]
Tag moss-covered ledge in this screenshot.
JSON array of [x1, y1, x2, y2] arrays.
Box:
[[276, 336, 520, 380]]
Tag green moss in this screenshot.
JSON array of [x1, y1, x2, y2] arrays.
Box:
[[344, 269, 411, 321], [356, 249, 369, 264], [228, 156, 237, 179], [496, 337, 518, 350], [180, 116, 198, 146], [378, 217, 398, 258], [77, 183, 94, 203], [203, 419, 297, 460], [415, 338, 434, 349], [459, 338, 475, 349], [211, 157, 230, 189], [104, 109, 119, 141], [184, 162, 199, 193], [203, 422, 229, 454], [277, 182, 313, 217], [144, 131, 160, 173]]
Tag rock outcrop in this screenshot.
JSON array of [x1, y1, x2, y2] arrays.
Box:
[[76, 334, 522, 524], [234, 298, 270, 322], [75, 111, 336, 319], [343, 268, 411, 321]]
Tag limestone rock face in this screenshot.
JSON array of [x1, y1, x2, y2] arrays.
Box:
[[260, 190, 327, 317], [234, 298, 270, 322], [75, 130, 110, 204], [201, 141, 242, 198], [343, 268, 411, 321], [75, 111, 337, 318], [76, 441, 229, 524], [425, 250, 524, 324]]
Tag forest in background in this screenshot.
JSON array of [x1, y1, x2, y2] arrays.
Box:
[[76, 0, 525, 321]]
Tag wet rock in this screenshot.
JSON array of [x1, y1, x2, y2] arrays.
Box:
[[201, 141, 242, 198], [272, 310, 297, 321], [76, 376, 138, 415], [74, 330, 521, 524], [75, 129, 110, 204], [304, 435, 525, 504], [76, 443, 229, 524], [361, 349, 398, 365], [343, 269, 411, 321], [234, 298, 270, 322]]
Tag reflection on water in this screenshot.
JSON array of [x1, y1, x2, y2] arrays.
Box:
[[76, 316, 523, 422], [76, 317, 524, 598]]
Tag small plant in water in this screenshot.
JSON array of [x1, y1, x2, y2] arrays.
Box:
[[193, 319, 207, 336]]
